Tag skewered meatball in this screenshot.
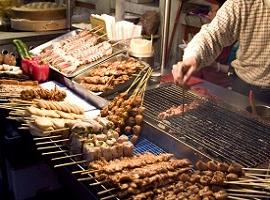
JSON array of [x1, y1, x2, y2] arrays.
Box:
[[211, 171, 225, 185], [199, 186, 213, 197], [207, 160, 218, 171], [228, 163, 243, 174], [226, 173, 239, 181], [214, 190, 228, 200], [200, 175, 212, 185], [217, 162, 229, 172], [196, 160, 208, 171]]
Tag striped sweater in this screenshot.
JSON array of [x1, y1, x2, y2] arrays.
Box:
[[183, 0, 270, 87]]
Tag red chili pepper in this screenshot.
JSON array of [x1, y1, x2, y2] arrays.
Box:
[[21, 57, 49, 82]]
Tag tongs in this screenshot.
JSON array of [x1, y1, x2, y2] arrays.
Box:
[[249, 90, 257, 115]]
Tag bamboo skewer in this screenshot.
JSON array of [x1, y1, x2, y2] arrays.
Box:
[[37, 145, 64, 150], [81, 169, 102, 175], [227, 188, 270, 195], [228, 196, 249, 200], [97, 33, 107, 40], [51, 153, 83, 161], [243, 167, 270, 172], [72, 169, 88, 174], [100, 194, 117, 200], [42, 150, 68, 155], [93, 27, 104, 34], [35, 138, 69, 146], [33, 135, 62, 140], [77, 176, 95, 182], [98, 188, 117, 196], [89, 181, 106, 186], [54, 160, 88, 168]]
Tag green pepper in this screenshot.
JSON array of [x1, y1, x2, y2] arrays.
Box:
[[13, 39, 31, 59]]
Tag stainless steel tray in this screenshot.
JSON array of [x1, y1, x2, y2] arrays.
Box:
[[72, 53, 150, 98], [30, 29, 127, 78]]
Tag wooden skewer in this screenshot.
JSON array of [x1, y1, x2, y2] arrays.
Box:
[[245, 173, 270, 178], [111, 40, 122, 47], [89, 25, 101, 32], [54, 160, 88, 168], [51, 153, 83, 161], [97, 33, 107, 40], [228, 193, 270, 199], [18, 127, 29, 130], [227, 188, 270, 195], [243, 167, 270, 172], [225, 181, 269, 188], [93, 27, 104, 33], [42, 150, 68, 155], [33, 135, 62, 140], [98, 188, 117, 196], [72, 169, 88, 174], [35, 138, 69, 146], [37, 144, 64, 150], [77, 176, 95, 182], [43, 127, 69, 134], [81, 169, 102, 175], [226, 178, 270, 183], [89, 181, 106, 186], [100, 194, 117, 200], [228, 196, 249, 200]]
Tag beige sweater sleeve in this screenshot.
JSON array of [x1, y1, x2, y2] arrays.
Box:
[[183, 0, 241, 69]]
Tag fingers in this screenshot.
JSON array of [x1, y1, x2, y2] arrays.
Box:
[[183, 65, 196, 84], [172, 61, 195, 86]]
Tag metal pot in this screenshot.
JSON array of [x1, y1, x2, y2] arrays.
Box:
[[246, 105, 270, 121]]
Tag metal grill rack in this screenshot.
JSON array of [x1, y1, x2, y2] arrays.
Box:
[[143, 85, 270, 168], [34, 135, 166, 200]]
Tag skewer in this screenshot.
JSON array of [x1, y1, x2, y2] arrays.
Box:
[[42, 150, 68, 155], [228, 196, 249, 200], [245, 173, 270, 178], [18, 127, 29, 130], [89, 181, 106, 186], [227, 188, 270, 195], [77, 176, 95, 182], [54, 160, 88, 168], [43, 127, 69, 134], [37, 145, 64, 150], [33, 135, 62, 140], [98, 188, 117, 196], [93, 27, 104, 34], [111, 40, 123, 47], [97, 33, 107, 40], [35, 138, 69, 146], [100, 194, 117, 200], [228, 193, 270, 199], [243, 167, 270, 172], [81, 169, 102, 175], [225, 181, 269, 189], [227, 178, 270, 183], [51, 153, 83, 161], [72, 169, 88, 174], [89, 25, 101, 32]]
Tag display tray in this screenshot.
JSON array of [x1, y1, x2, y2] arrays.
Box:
[[30, 29, 127, 78], [72, 53, 150, 97]]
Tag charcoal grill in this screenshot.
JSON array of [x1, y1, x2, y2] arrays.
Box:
[[143, 84, 270, 168], [34, 134, 166, 200]]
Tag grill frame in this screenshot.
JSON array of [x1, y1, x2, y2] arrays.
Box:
[[143, 84, 270, 168]]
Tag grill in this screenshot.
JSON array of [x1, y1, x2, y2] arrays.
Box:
[[35, 135, 166, 200], [143, 84, 270, 168]]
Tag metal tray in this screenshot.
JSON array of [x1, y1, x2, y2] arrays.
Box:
[[30, 29, 127, 78], [71, 53, 150, 98]]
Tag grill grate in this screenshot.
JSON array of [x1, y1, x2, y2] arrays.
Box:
[[143, 85, 270, 167], [133, 137, 166, 155]]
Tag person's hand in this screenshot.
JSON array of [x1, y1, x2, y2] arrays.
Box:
[[172, 56, 198, 85]]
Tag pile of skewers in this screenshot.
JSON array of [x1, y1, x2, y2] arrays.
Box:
[[39, 27, 114, 74], [20, 86, 67, 101], [74, 154, 270, 200], [77, 57, 147, 93], [101, 68, 153, 144]]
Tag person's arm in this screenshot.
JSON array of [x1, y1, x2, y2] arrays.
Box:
[[184, 0, 241, 68], [172, 0, 242, 85]]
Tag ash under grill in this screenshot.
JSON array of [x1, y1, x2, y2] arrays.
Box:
[[143, 85, 270, 168]]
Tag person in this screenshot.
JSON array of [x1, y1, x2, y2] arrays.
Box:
[[193, 0, 232, 88], [172, 0, 270, 104]]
